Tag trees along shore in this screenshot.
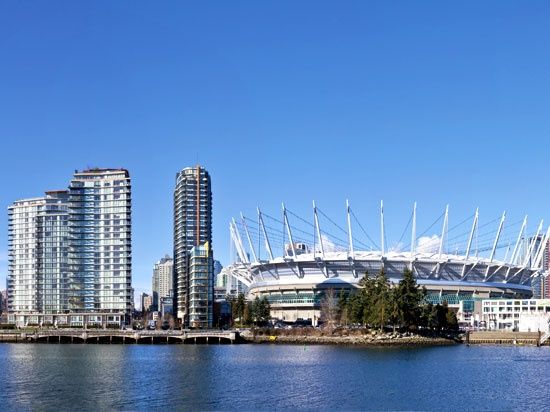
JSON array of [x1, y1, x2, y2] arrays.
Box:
[[227, 268, 458, 334], [227, 294, 271, 327], [336, 269, 458, 332]]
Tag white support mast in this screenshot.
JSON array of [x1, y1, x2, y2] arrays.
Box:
[[411, 201, 417, 256], [230, 219, 249, 264], [313, 201, 325, 258], [282, 203, 296, 258], [380, 200, 385, 256], [503, 242, 511, 263], [258, 207, 274, 261], [509, 216, 527, 265], [438, 205, 449, 259], [240, 213, 258, 263], [346, 199, 354, 259], [533, 225, 550, 269], [465, 208, 479, 261], [522, 220, 543, 267], [488, 211, 506, 263]]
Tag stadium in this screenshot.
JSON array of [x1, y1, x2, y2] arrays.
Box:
[[222, 201, 548, 324]]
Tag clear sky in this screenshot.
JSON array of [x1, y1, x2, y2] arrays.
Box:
[[1, 1, 550, 297]]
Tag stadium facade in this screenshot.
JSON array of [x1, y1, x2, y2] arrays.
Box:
[[222, 201, 548, 324]]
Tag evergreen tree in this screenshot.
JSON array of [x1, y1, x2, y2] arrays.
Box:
[[395, 269, 426, 329], [259, 296, 271, 324], [445, 308, 459, 330], [231, 293, 246, 326], [338, 289, 349, 325], [436, 301, 449, 330], [371, 269, 391, 330], [347, 293, 364, 325], [243, 302, 252, 326]]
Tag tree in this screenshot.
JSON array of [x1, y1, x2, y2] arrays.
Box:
[[421, 303, 438, 330], [257, 296, 271, 325], [446, 309, 458, 330], [230, 293, 247, 326], [243, 302, 252, 326], [370, 270, 391, 330], [358, 272, 377, 326], [338, 289, 349, 326], [320, 288, 339, 329], [388, 288, 401, 333], [346, 293, 362, 325], [394, 269, 426, 329]]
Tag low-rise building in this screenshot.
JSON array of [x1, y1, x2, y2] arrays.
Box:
[[482, 298, 550, 332]]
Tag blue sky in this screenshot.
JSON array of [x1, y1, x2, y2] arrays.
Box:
[[1, 1, 550, 296]]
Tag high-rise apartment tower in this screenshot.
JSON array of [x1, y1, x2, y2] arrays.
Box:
[[7, 168, 133, 326], [173, 166, 212, 327], [68, 169, 132, 313], [7, 191, 69, 314]]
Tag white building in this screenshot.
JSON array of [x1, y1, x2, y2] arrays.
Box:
[[7, 168, 133, 326], [482, 298, 550, 332], [7, 191, 69, 314]]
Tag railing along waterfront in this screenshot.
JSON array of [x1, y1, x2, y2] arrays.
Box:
[[0, 329, 241, 344]]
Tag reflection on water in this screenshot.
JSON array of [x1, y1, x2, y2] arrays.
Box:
[[0, 344, 548, 410]]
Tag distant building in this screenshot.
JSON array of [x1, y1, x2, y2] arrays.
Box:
[[152, 255, 173, 310], [141, 293, 152, 313], [0, 290, 6, 314], [524, 235, 549, 298], [214, 260, 223, 287], [173, 166, 213, 327], [160, 295, 173, 317]]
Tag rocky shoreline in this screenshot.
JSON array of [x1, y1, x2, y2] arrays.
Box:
[[241, 330, 461, 346]]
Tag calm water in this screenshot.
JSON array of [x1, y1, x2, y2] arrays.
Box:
[[0, 343, 548, 411]]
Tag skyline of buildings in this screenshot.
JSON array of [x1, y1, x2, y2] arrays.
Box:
[[4, 164, 550, 328], [4, 164, 220, 328]]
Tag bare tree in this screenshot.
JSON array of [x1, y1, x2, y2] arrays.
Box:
[[320, 288, 339, 330]]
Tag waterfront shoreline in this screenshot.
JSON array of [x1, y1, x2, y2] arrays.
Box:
[[241, 329, 461, 347]]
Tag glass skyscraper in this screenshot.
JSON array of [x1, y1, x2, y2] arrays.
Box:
[[173, 166, 212, 327]]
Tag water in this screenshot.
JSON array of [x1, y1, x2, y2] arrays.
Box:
[[0, 343, 548, 411]]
